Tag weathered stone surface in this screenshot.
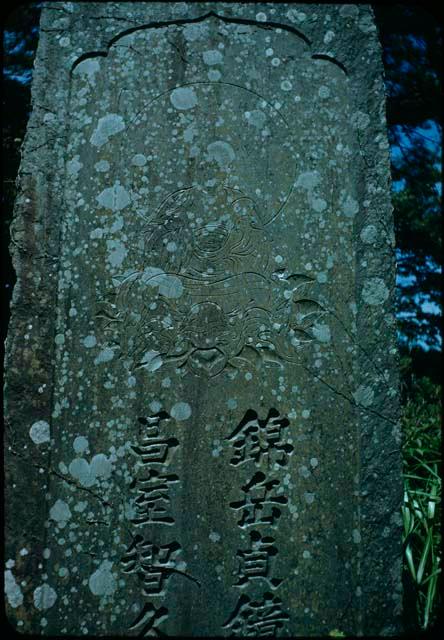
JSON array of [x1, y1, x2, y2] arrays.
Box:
[[4, 3, 402, 636]]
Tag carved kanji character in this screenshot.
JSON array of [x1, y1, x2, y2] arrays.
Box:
[[122, 536, 181, 595], [234, 530, 282, 589], [122, 535, 199, 596], [131, 469, 179, 526], [226, 408, 293, 468], [133, 412, 178, 464], [129, 602, 168, 637], [223, 593, 289, 637], [229, 471, 287, 528]]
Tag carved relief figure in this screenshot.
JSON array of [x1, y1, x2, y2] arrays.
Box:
[[98, 184, 324, 377], [98, 83, 323, 377]]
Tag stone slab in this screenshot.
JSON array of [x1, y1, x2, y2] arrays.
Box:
[[4, 3, 402, 636]]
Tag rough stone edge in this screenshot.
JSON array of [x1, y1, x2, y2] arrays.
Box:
[[4, 5, 70, 631], [4, 3, 402, 635]]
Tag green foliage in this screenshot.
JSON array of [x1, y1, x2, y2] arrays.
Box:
[[2, 3, 42, 343], [3, 3, 41, 225], [374, 5, 442, 351], [401, 377, 441, 630]]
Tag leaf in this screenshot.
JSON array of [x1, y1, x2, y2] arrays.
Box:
[[417, 529, 432, 585], [405, 543, 417, 582], [111, 270, 139, 287], [288, 327, 313, 343], [292, 299, 325, 327], [286, 273, 315, 288]]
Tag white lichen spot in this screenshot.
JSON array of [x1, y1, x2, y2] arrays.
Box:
[[244, 110, 266, 129], [324, 30, 335, 44], [69, 458, 95, 487], [203, 49, 223, 65], [141, 267, 183, 299], [318, 86, 330, 99], [287, 8, 306, 22], [362, 278, 389, 305], [94, 160, 110, 172], [182, 22, 209, 42], [54, 333, 65, 346], [310, 457, 319, 468], [352, 529, 362, 544], [281, 80, 292, 91], [302, 550, 311, 559], [343, 195, 359, 217], [131, 153, 147, 167], [170, 87, 198, 110], [74, 58, 101, 80], [150, 400, 162, 413], [29, 420, 50, 445], [206, 141, 235, 168], [340, 4, 359, 18], [97, 183, 131, 211], [88, 560, 116, 597], [227, 398, 238, 410], [208, 69, 221, 81], [158, 275, 183, 298], [33, 584, 57, 611], [73, 436, 89, 454], [90, 454, 113, 480], [352, 385, 374, 408], [256, 11, 267, 21], [209, 531, 221, 543], [106, 239, 128, 268], [351, 111, 371, 130], [82, 335, 96, 348], [312, 323, 331, 343], [66, 155, 82, 175], [304, 492, 315, 504], [171, 402, 192, 421], [295, 171, 320, 190], [5, 570, 23, 608], [313, 197, 327, 212], [94, 347, 116, 365], [90, 114, 125, 148], [140, 350, 163, 372], [360, 224, 378, 244]]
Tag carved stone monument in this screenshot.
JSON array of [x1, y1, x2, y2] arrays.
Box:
[[5, 3, 403, 636]]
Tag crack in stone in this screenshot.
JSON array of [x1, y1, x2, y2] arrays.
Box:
[[49, 469, 113, 510]]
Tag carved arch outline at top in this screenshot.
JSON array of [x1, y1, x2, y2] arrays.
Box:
[[70, 10, 348, 76]]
